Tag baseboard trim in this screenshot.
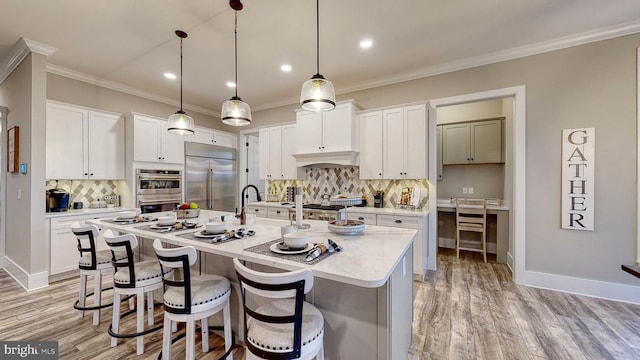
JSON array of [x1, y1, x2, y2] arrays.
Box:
[[521, 269, 640, 305], [3, 256, 50, 291], [438, 237, 497, 254]]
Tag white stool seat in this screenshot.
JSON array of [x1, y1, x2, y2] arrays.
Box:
[[79, 250, 125, 268], [248, 299, 324, 353], [112, 260, 167, 286], [164, 274, 231, 312]]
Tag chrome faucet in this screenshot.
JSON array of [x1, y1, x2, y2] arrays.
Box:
[[239, 184, 262, 225]]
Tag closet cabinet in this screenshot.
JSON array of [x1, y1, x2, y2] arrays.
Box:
[[382, 104, 427, 179], [296, 101, 357, 154], [358, 111, 383, 179], [46, 101, 124, 180], [187, 126, 237, 148], [132, 113, 184, 164], [442, 119, 503, 165]]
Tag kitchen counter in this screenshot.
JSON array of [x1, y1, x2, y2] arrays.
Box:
[[45, 207, 135, 218], [346, 205, 429, 217], [89, 210, 414, 360]]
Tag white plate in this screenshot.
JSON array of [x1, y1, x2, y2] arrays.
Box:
[[269, 242, 314, 255], [194, 230, 225, 238]]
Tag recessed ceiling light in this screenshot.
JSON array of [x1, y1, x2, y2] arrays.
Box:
[[226, 81, 236, 88], [164, 72, 177, 79], [359, 39, 373, 49], [281, 64, 292, 72]]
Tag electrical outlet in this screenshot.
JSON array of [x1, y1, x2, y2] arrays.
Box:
[[468, 187, 474, 195], [420, 188, 428, 197], [463, 187, 468, 194]]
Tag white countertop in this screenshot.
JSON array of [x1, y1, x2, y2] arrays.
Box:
[[246, 201, 293, 208], [436, 198, 509, 211], [88, 210, 416, 288], [247, 201, 429, 217], [45, 207, 136, 218]]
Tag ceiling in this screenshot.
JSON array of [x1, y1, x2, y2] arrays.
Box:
[[2, 0, 640, 116]]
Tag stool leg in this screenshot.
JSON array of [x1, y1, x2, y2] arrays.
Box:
[[482, 230, 487, 263], [186, 317, 196, 360], [93, 272, 102, 326], [201, 316, 209, 353], [111, 292, 120, 347], [147, 291, 154, 326], [456, 228, 460, 258], [78, 273, 87, 318], [129, 295, 135, 311], [162, 315, 172, 360], [136, 289, 145, 355], [223, 300, 232, 356], [171, 320, 177, 333]]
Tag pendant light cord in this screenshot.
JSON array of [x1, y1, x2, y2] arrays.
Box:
[[234, 11, 239, 98], [316, 0, 320, 75], [179, 35, 184, 112]]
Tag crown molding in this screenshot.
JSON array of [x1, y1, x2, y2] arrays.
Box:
[[46, 64, 220, 118], [0, 37, 57, 86]]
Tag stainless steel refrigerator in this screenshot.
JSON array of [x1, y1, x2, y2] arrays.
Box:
[[185, 142, 237, 212]]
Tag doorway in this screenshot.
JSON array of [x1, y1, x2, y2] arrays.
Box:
[[243, 132, 264, 202], [0, 106, 6, 268]]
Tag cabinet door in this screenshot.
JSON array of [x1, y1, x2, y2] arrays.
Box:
[[269, 127, 283, 179], [188, 126, 214, 144], [161, 122, 185, 164], [322, 103, 354, 152], [359, 111, 383, 179], [296, 111, 323, 153], [50, 228, 80, 275], [133, 116, 161, 162], [382, 108, 405, 179], [46, 102, 87, 179], [471, 120, 502, 163], [246, 206, 268, 218], [442, 123, 470, 165], [213, 130, 233, 147], [88, 111, 124, 179], [258, 128, 271, 180], [281, 124, 298, 179], [436, 126, 443, 180], [404, 104, 427, 179]]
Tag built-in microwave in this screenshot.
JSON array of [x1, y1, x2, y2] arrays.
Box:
[[136, 169, 182, 213]]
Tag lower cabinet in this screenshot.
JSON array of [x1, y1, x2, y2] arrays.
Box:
[[247, 205, 292, 220], [49, 211, 122, 276], [268, 208, 290, 220], [246, 206, 268, 218], [346, 211, 377, 225]]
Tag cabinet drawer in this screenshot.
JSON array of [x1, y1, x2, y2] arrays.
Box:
[[377, 215, 423, 230], [246, 206, 268, 218], [50, 212, 121, 230], [347, 212, 377, 225], [268, 208, 290, 220]]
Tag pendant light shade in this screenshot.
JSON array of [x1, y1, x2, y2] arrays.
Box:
[[300, 0, 335, 112], [222, 8, 251, 126], [168, 30, 194, 135]]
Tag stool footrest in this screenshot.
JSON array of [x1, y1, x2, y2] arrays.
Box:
[[108, 307, 163, 339]]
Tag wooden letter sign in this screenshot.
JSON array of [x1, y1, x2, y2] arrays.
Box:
[[562, 128, 594, 231]]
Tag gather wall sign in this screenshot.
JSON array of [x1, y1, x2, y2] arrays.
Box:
[[561, 127, 595, 231]]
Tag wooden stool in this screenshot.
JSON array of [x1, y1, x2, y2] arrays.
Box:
[[456, 198, 488, 262]]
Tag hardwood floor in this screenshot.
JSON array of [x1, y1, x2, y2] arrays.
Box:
[[1, 249, 639, 359]]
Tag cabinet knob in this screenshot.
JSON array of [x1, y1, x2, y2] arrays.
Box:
[[254, 209, 259, 212], [90, 173, 94, 176], [318, 146, 321, 150], [358, 217, 364, 220], [276, 210, 281, 214], [84, 173, 88, 176], [395, 219, 402, 223]]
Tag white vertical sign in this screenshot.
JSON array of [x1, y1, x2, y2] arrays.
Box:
[[562, 128, 595, 231]]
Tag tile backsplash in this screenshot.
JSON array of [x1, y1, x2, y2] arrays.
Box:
[[266, 167, 429, 209], [46, 179, 119, 207]]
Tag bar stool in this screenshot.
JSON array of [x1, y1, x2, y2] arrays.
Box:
[[103, 230, 170, 355], [455, 198, 488, 262], [71, 222, 126, 325], [153, 239, 234, 360], [233, 258, 324, 360]]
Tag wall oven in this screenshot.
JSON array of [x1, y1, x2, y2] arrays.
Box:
[[136, 169, 182, 214]]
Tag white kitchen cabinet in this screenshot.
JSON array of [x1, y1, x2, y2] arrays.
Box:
[[268, 207, 290, 220], [46, 101, 124, 180], [187, 126, 237, 149], [436, 125, 443, 180], [442, 119, 503, 164], [358, 111, 384, 179], [213, 130, 235, 148], [377, 214, 426, 277], [49, 211, 122, 276], [296, 101, 357, 154], [259, 124, 297, 180], [346, 211, 377, 225], [245, 205, 268, 218], [382, 104, 427, 179], [132, 113, 184, 164]]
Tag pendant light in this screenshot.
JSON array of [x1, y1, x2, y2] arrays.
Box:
[[300, 0, 335, 112], [221, 8, 251, 126], [167, 30, 195, 135]]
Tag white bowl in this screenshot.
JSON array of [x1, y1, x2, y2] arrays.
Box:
[[283, 232, 308, 249], [158, 215, 177, 226], [118, 210, 137, 219], [205, 222, 226, 233]]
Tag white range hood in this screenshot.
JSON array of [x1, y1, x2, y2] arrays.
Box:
[[293, 151, 359, 167]]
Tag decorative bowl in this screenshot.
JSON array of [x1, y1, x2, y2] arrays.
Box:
[[175, 208, 200, 219], [283, 232, 308, 249], [328, 220, 365, 235]]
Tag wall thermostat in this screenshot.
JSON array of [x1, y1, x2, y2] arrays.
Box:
[[19, 163, 27, 174]]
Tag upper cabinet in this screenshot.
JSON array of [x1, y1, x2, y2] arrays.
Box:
[[296, 102, 357, 154], [132, 113, 184, 164], [358, 111, 383, 179], [259, 124, 298, 180], [382, 104, 427, 179], [46, 101, 124, 180], [186, 126, 237, 148], [442, 118, 503, 165]]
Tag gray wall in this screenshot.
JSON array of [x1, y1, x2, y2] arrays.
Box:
[[252, 34, 639, 286], [438, 164, 505, 199]]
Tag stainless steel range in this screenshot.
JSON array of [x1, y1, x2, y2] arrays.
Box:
[[296, 204, 349, 221], [136, 169, 182, 213]]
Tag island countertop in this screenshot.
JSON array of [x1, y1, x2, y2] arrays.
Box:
[[88, 210, 417, 288]]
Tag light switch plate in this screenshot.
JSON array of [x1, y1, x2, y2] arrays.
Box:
[[468, 187, 474, 195], [463, 187, 468, 194]]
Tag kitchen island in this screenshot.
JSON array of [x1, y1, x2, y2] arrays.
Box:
[[89, 210, 417, 360]]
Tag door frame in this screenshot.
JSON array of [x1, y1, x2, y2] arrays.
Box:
[[0, 106, 7, 268], [428, 85, 526, 283], [238, 128, 262, 206]]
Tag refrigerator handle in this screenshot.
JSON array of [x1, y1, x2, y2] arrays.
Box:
[[209, 168, 214, 209]]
